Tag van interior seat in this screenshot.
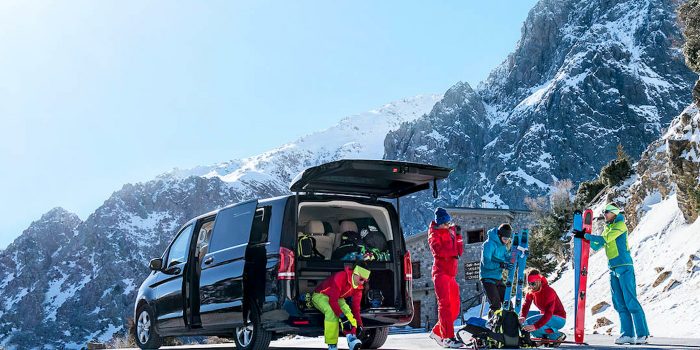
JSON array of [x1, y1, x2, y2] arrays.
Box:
[[336, 220, 358, 248], [304, 220, 335, 259]]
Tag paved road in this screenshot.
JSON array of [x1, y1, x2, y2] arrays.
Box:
[[113, 332, 700, 349]]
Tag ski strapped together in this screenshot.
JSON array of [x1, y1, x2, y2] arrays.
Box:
[[514, 229, 529, 315], [502, 231, 521, 310], [571, 211, 583, 323], [574, 209, 593, 344]]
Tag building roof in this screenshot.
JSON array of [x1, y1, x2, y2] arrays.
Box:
[[443, 206, 531, 215]]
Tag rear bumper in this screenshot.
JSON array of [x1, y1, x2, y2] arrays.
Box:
[[261, 299, 412, 334]]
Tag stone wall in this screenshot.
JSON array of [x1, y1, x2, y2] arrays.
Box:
[[405, 208, 533, 329]]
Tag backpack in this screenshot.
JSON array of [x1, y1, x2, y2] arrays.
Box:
[[332, 243, 363, 260], [462, 317, 490, 337], [339, 230, 363, 245], [492, 309, 521, 348], [363, 230, 387, 251], [297, 234, 324, 260]]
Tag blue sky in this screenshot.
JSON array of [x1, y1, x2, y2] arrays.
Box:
[[0, 0, 537, 249]]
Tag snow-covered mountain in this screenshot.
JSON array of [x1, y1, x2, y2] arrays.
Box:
[[386, 0, 697, 233], [164, 94, 442, 188], [0, 95, 440, 349], [551, 102, 700, 338]]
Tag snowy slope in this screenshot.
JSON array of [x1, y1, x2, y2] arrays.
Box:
[[550, 103, 700, 338], [551, 195, 700, 337]]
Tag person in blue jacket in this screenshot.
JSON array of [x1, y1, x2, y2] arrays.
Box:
[[480, 223, 513, 316], [573, 204, 649, 345]]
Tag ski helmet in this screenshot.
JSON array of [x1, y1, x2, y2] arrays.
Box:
[[604, 204, 620, 215], [497, 223, 512, 239]]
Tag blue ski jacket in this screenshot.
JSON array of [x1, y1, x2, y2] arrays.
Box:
[[480, 228, 509, 281], [585, 214, 633, 269]]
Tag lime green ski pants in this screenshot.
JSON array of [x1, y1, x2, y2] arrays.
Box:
[[311, 292, 357, 345]]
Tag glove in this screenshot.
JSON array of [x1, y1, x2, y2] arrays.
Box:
[[572, 229, 586, 239], [455, 225, 462, 234], [499, 261, 514, 269], [339, 314, 353, 333]]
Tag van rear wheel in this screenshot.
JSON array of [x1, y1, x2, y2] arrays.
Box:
[[360, 327, 389, 349], [234, 303, 271, 350]]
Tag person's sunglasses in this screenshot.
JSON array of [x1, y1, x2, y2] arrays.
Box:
[[527, 282, 538, 287]]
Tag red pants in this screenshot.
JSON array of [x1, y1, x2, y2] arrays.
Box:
[[431, 273, 461, 339]]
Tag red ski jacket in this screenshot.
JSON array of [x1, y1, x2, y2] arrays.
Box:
[[521, 275, 566, 329], [315, 266, 364, 326], [428, 221, 463, 277]]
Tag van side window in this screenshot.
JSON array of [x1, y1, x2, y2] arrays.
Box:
[[196, 220, 215, 259], [166, 224, 194, 267], [249, 206, 272, 245], [209, 203, 256, 252]]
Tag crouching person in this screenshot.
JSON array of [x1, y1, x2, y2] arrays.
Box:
[[312, 263, 370, 350], [520, 269, 567, 342]]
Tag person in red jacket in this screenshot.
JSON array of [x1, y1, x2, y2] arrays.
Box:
[[428, 207, 463, 349], [519, 269, 567, 341], [312, 263, 370, 350]]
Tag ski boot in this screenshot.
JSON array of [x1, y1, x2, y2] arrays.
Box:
[[615, 335, 635, 345], [347, 333, 362, 350], [328, 345, 338, 350]]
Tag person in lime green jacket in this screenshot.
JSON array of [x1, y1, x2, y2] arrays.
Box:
[[573, 204, 649, 345]]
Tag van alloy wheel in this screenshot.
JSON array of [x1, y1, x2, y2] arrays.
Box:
[[137, 310, 151, 344], [236, 316, 254, 347]]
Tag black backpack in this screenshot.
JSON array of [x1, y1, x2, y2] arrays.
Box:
[[297, 234, 324, 260], [492, 309, 521, 348], [363, 230, 387, 251], [339, 230, 362, 245]]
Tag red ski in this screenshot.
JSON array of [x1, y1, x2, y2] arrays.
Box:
[[575, 209, 593, 344]]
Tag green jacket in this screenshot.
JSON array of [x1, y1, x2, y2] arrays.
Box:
[[584, 214, 633, 269]]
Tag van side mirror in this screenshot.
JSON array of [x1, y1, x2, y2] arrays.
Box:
[[149, 258, 163, 271]]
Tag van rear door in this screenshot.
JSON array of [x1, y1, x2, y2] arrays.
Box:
[[198, 200, 257, 328], [289, 159, 452, 198]]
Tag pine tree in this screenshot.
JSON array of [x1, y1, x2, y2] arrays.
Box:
[[525, 180, 574, 277]]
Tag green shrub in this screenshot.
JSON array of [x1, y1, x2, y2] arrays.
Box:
[[600, 158, 632, 187], [525, 180, 573, 277], [574, 180, 606, 209]]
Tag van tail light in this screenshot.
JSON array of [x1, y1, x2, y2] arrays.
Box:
[[403, 251, 413, 280], [277, 247, 296, 280]]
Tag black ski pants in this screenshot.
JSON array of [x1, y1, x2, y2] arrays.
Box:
[[481, 279, 506, 314]]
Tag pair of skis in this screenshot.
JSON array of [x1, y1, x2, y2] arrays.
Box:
[[572, 209, 593, 344], [502, 229, 529, 312]]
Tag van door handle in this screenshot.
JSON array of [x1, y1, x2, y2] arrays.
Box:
[[204, 257, 214, 265]]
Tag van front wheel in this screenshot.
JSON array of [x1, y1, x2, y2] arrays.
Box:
[[360, 327, 389, 349], [135, 304, 162, 349], [234, 303, 272, 350]]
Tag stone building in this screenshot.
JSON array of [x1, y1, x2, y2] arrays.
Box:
[[404, 207, 531, 329]]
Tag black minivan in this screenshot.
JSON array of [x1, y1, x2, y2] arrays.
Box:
[[134, 160, 451, 349]]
